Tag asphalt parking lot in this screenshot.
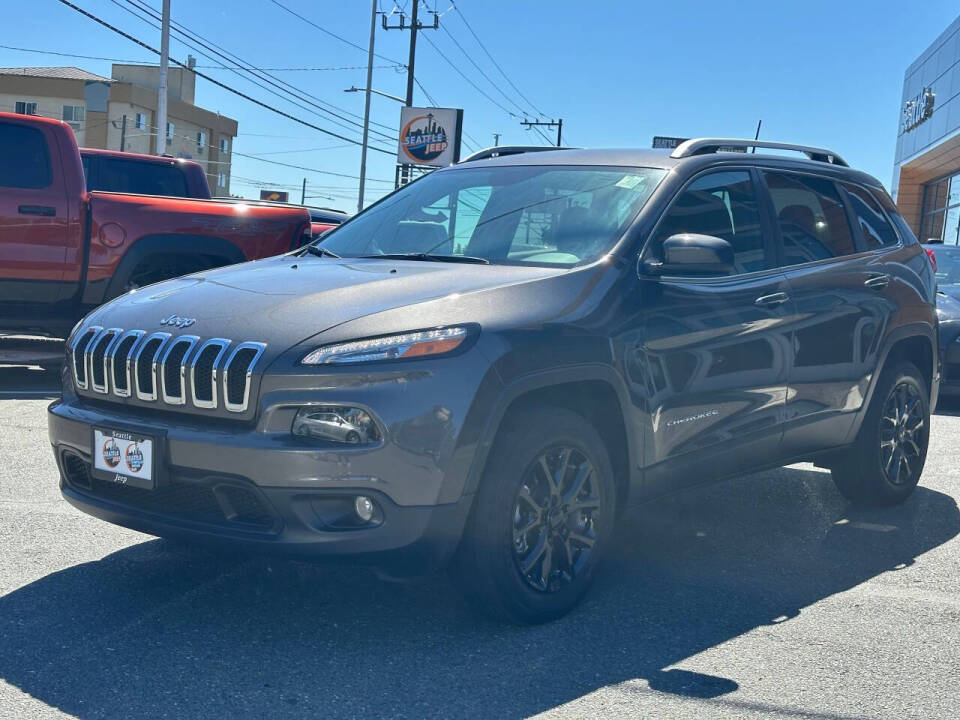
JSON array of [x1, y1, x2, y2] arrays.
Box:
[[1, 351, 959, 719]]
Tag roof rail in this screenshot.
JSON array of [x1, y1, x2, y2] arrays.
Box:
[[459, 145, 576, 163], [670, 138, 848, 167]]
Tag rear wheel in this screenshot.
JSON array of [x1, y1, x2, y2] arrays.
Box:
[[832, 361, 929, 506], [452, 406, 616, 624], [111, 256, 212, 298]]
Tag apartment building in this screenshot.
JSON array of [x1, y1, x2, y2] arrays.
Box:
[[0, 62, 237, 195]]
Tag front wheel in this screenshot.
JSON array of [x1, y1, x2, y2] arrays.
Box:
[[452, 406, 616, 624], [832, 361, 929, 506]]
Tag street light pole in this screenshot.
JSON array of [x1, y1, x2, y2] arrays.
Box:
[[156, 0, 170, 156], [357, 0, 377, 213]]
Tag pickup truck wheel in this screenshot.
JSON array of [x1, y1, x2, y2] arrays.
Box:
[[831, 361, 929, 506], [452, 406, 615, 624]]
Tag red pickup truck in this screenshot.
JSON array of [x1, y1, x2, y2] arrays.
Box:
[[0, 112, 311, 335]]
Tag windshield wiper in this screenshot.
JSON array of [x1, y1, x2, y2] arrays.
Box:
[[359, 253, 489, 265], [304, 245, 341, 259]]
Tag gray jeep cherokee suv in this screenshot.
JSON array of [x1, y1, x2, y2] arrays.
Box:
[[49, 139, 939, 623]]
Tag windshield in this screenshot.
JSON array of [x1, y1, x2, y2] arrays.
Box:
[[931, 245, 960, 286], [320, 165, 666, 266]]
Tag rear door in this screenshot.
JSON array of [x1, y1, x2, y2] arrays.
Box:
[[763, 170, 898, 456], [0, 119, 72, 303], [637, 169, 796, 493]]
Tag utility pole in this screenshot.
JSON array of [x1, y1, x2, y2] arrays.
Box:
[[383, 1, 439, 186], [120, 114, 127, 152], [357, 0, 377, 213], [156, 0, 170, 156], [520, 118, 563, 147], [301, 178, 307, 205], [493, 133, 500, 146]]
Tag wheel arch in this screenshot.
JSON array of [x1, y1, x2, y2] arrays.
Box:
[[463, 365, 637, 512], [91, 234, 247, 304], [846, 323, 937, 442]]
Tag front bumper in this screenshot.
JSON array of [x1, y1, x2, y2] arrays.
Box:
[[48, 399, 474, 576]]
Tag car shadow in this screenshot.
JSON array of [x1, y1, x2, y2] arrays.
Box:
[[1, 465, 957, 719]]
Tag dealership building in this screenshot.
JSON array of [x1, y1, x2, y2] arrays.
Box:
[[893, 14, 960, 244]]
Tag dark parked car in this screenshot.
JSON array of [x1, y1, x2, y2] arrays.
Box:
[[926, 244, 960, 396], [49, 138, 938, 623]]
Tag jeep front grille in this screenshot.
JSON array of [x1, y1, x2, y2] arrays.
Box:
[[71, 327, 266, 413]]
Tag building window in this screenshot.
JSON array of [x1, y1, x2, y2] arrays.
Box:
[[217, 171, 227, 188], [166, 121, 174, 143], [219, 138, 229, 154], [15, 101, 38, 115], [135, 112, 147, 130], [197, 131, 206, 151], [920, 173, 960, 244], [62, 105, 85, 131]]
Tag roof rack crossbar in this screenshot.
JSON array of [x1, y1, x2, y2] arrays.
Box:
[[670, 138, 848, 167], [459, 145, 576, 163]]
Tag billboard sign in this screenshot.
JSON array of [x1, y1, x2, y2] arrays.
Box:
[[397, 107, 464, 167], [260, 190, 289, 203]]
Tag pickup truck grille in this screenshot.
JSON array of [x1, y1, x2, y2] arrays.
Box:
[[70, 326, 266, 413]]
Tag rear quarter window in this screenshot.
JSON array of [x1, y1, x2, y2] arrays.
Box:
[[91, 158, 189, 197], [0, 122, 52, 189]]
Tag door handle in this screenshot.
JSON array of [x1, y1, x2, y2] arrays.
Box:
[[754, 292, 790, 307], [864, 274, 890, 290], [18, 205, 56, 217]]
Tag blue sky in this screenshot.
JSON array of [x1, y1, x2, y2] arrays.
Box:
[[1, 0, 958, 210]]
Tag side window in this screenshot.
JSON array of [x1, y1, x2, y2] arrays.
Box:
[[81, 155, 92, 191], [763, 171, 855, 265], [842, 183, 899, 249], [93, 159, 189, 197], [0, 122, 52, 189], [653, 170, 766, 274]]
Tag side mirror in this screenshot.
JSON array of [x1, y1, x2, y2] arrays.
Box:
[[644, 233, 734, 276]]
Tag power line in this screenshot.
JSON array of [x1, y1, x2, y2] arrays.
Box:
[[113, 0, 398, 144], [0, 43, 401, 71], [438, 22, 530, 118], [54, 0, 397, 154], [419, 31, 518, 118], [452, 1, 547, 119], [121, 0, 398, 134], [269, 0, 404, 65]]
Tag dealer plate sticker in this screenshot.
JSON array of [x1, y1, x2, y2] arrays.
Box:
[[93, 429, 154, 489]]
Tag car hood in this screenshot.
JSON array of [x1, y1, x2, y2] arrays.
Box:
[[87, 254, 568, 349]]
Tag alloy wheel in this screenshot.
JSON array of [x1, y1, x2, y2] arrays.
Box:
[[879, 381, 925, 486], [512, 446, 602, 592]]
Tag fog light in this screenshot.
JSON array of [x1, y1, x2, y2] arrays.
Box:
[[292, 406, 381, 444], [355, 495, 375, 522]]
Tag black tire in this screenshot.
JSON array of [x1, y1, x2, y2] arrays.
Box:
[[451, 406, 616, 624], [112, 257, 207, 298], [345, 431, 361, 444], [831, 360, 929, 506]]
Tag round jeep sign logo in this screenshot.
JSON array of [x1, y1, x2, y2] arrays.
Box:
[[102, 439, 120, 468], [400, 113, 449, 164], [125, 443, 144, 473]]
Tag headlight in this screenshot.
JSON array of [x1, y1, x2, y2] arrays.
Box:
[[301, 326, 471, 365]]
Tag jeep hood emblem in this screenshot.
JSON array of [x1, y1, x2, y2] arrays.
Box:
[[160, 315, 196, 329]]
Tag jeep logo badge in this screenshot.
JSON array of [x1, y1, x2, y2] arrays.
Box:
[[160, 315, 196, 329]]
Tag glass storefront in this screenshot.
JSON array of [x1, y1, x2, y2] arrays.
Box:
[[920, 172, 960, 243]]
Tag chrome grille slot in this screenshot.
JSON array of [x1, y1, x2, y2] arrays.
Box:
[[190, 338, 230, 409], [223, 342, 266, 413], [89, 328, 120, 394], [134, 332, 171, 401], [160, 335, 198, 405], [71, 326, 101, 390], [108, 330, 144, 398]]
